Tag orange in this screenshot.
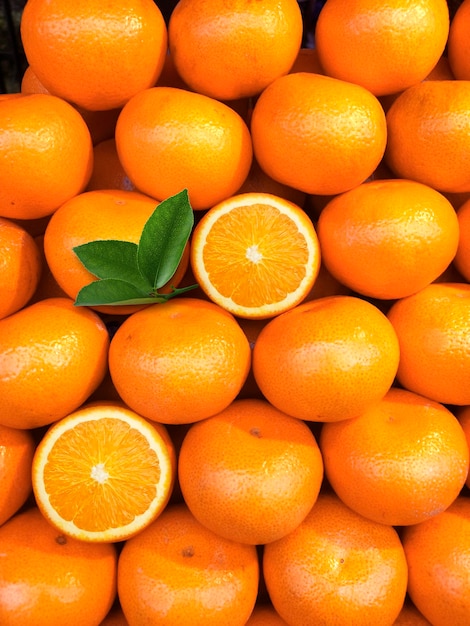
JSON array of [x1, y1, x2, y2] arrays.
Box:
[[190, 192, 321, 319], [117, 502, 259, 626], [320, 387, 469, 526], [108, 298, 251, 424], [0, 297, 109, 430], [168, 0, 303, 101], [314, 0, 449, 96], [316, 178, 460, 300], [387, 282, 470, 405], [448, 0, 470, 80], [0, 507, 117, 626], [20, 64, 50, 94], [0, 94, 93, 220], [29, 234, 69, 304], [456, 406, 470, 489], [385, 79, 470, 193], [401, 496, 470, 626], [0, 217, 42, 319], [235, 158, 306, 208], [245, 605, 289, 625], [454, 197, 470, 281], [32, 402, 176, 543], [86, 139, 136, 192], [289, 47, 324, 75], [99, 605, 129, 625], [250, 72, 387, 196], [43, 189, 189, 315], [0, 424, 36, 526], [393, 602, 433, 625], [178, 398, 324, 545], [20, 0, 167, 111], [252, 295, 400, 422], [263, 492, 408, 626], [115, 86, 253, 210]]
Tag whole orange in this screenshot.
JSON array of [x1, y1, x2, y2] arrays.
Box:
[[0, 297, 109, 429], [117, 503, 259, 625], [387, 282, 470, 405], [316, 178, 460, 300], [320, 387, 469, 526], [115, 86, 253, 210], [385, 79, 470, 193], [250, 72, 387, 196], [20, 0, 167, 111], [401, 496, 470, 626], [178, 398, 324, 545], [263, 493, 408, 626], [168, 0, 303, 101], [0, 424, 35, 526], [252, 295, 399, 422], [448, 0, 470, 80], [108, 298, 251, 424], [0, 217, 42, 319], [315, 0, 449, 96], [0, 507, 117, 626], [0, 94, 93, 220]]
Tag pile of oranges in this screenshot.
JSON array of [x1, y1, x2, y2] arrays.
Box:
[[2, 0, 470, 624]]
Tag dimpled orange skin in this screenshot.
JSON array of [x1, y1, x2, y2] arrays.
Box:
[[320, 387, 469, 527], [118, 503, 259, 626], [252, 295, 400, 422], [387, 282, 470, 406], [454, 198, 470, 281], [263, 493, 408, 626], [108, 298, 251, 425], [0, 507, 117, 626], [178, 398, 324, 545], [115, 86, 253, 210], [250, 72, 387, 196], [0, 94, 93, 220], [456, 406, 470, 489], [448, 0, 470, 80], [401, 497, 470, 626], [0, 297, 109, 430], [0, 424, 36, 526]]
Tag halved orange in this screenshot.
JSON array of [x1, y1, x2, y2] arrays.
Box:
[[32, 402, 176, 543], [190, 192, 321, 319]]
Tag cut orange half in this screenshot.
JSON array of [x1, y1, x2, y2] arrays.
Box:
[[32, 402, 176, 543], [190, 192, 321, 319]]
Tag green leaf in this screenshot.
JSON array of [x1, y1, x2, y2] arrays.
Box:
[[138, 189, 194, 290], [75, 279, 155, 307]]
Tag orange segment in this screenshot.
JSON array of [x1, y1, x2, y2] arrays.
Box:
[[32, 402, 176, 543], [190, 192, 321, 319]]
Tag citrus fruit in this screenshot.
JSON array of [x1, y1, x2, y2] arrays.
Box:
[[0, 217, 42, 319], [385, 79, 470, 193], [448, 0, 470, 80], [456, 406, 470, 489], [86, 139, 135, 192], [0, 507, 117, 626], [20, 0, 168, 110], [108, 298, 251, 424], [401, 496, 470, 626], [0, 424, 35, 526], [263, 492, 408, 626], [32, 402, 176, 543], [178, 398, 324, 545], [0, 297, 109, 430], [190, 192, 321, 319], [250, 72, 387, 196], [316, 178, 460, 299], [252, 295, 400, 422], [115, 86, 253, 210], [118, 502, 259, 626], [387, 282, 470, 405], [245, 605, 289, 625], [454, 197, 470, 281], [320, 387, 469, 526], [235, 158, 306, 208], [168, 0, 303, 101], [0, 94, 93, 220], [315, 0, 449, 96], [393, 602, 433, 625]]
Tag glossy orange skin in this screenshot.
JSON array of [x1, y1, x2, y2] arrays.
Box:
[[250, 72, 387, 196], [392, 602, 433, 625], [86, 139, 135, 192], [0, 425, 35, 526], [178, 398, 324, 545], [315, 0, 449, 96], [0, 507, 117, 626], [454, 198, 470, 281], [320, 387, 469, 526], [0, 94, 93, 220], [456, 406, 470, 489], [448, 0, 470, 80], [387, 282, 470, 405], [0, 297, 109, 429], [252, 295, 400, 422], [402, 497, 470, 626], [108, 298, 251, 425], [263, 493, 408, 626], [118, 503, 259, 625]]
